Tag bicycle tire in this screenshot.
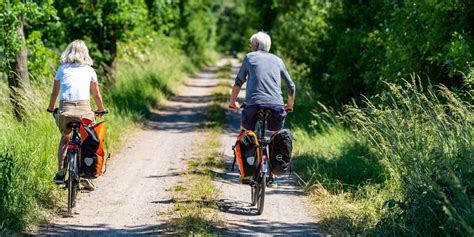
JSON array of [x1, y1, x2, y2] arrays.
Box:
[[67, 153, 78, 215], [257, 174, 266, 215], [251, 182, 257, 206]]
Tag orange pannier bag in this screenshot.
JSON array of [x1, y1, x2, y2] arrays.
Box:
[[232, 129, 260, 179], [79, 121, 107, 178]]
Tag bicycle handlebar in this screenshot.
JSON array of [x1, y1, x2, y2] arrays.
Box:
[[229, 102, 293, 112], [94, 109, 108, 116], [47, 108, 109, 116]]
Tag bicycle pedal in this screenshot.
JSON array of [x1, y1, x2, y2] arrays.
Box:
[[240, 176, 251, 184]]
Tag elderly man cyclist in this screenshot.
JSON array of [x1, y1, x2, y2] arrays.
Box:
[[229, 31, 296, 187]]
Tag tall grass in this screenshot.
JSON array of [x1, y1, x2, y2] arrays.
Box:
[[0, 41, 199, 232], [293, 79, 473, 235], [345, 79, 473, 235]]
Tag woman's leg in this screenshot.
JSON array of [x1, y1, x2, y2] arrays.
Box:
[[57, 134, 71, 171]]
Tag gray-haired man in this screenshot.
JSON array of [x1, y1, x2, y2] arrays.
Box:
[[229, 31, 296, 132]]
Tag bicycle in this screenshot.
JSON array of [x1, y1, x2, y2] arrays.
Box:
[[51, 110, 107, 215], [231, 104, 272, 215], [249, 109, 273, 215], [231, 103, 292, 215]]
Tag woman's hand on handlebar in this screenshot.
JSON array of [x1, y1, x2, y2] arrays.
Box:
[[94, 109, 108, 117]]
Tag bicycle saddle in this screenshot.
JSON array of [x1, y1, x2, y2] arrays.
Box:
[[67, 122, 81, 128], [257, 109, 272, 119]]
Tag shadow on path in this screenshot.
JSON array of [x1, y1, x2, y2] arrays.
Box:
[[215, 220, 323, 237], [143, 68, 218, 133], [36, 223, 174, 237]]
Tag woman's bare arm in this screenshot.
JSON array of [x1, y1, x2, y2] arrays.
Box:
[[91, 81, 105, 111]]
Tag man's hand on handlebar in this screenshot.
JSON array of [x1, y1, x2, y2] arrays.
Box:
[[284, 104, 293, 113], [228, 101, 241, 110]]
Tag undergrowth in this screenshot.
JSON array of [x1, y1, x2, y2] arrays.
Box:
[[294, 79, 473, 236]]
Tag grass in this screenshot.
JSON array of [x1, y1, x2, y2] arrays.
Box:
[[293, 127, 385, 193], [167, 62, 231, 235], [292, 126, 390, 234], [170, 172, 222, 235], [169, 129, 224, 235], [0, 42, 198, 232], [293, 79, 473, 236]]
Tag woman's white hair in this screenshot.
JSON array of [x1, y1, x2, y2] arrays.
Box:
[[250, 31, 271, 52], [60, 40, 93, 65]]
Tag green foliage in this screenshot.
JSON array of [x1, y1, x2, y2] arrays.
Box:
[[345, 80, 473, 235], [145, 0, 181, 35], [293, 127, 384, 193], [177, 0, 220, 67], [25, 31, 59, 81], [108, 40, 191, 119], [52, 0, 149, 81], [0, 0, 57, 75], [294, 81, 473, 235], [0, 107, 61, 231], [266, 0, 474, 108]]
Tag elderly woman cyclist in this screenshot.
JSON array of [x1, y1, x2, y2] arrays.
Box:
[[47, 40, 106, 186]]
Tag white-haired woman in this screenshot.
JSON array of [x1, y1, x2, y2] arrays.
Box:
[[229, 32, 296, 187], [47, 39, 106, 185]]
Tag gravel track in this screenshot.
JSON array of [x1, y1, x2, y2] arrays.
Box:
[[39, 63, 220, 236], [38, 59, 322, 236]]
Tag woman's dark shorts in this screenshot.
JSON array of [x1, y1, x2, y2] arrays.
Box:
[[241, 104, 287, 131]]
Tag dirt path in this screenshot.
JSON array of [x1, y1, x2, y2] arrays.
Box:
[[40, 63, 221, 236], [39, 59, 322, 236], [214, 59, 323, 236]]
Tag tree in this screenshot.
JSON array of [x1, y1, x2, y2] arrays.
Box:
[[1, 1, 32, 120], [54, 1, 148, 84]]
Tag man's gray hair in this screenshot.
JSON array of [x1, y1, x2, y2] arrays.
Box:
[[250, 31, 271, 52], [60, 40, 93, 65]]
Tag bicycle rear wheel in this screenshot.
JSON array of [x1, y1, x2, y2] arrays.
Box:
[[251, 182, 257, 206], [257, 174, 266, 215], [67, 153, 78, 215]]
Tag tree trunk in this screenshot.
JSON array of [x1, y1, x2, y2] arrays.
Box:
[[104, 35, 118, 84], [7, 12, 31, 120], [97, 29, 118, 85]]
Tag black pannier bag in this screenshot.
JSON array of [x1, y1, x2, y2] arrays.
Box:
[[80, 124, 100, 179], [269, 129, 293, 175]]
